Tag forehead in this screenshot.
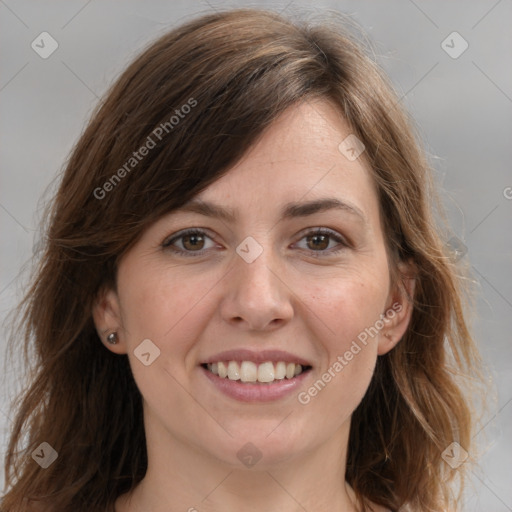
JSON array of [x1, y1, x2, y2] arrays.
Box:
[[191, 99, 380, 227]]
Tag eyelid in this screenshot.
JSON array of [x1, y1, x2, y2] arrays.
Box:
[[162, 227, 214, 247]]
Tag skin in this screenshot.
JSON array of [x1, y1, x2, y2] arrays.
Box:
[[93, 99, 414, 512]]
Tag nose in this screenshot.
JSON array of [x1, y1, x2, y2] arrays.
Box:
[[220, 242, 294, 332]]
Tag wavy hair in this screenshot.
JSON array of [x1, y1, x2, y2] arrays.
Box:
[[2, 8, 483, 511]]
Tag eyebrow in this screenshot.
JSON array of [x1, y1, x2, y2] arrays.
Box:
[[174, 197, 367, 224]]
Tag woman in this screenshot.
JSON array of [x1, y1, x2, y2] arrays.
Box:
[[2, 8, 482, 512]]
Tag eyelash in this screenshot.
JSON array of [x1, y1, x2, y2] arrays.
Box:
[[162, 228, 349, 258]]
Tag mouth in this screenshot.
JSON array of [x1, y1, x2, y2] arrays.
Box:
[[201, 360, 312, 384], [199, 349, 313, 402]]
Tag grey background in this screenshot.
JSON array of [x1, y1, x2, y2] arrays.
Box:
[[1, 0, 511, 509]]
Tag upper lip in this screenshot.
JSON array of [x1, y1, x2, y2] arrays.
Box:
[[201, 349, 312, 367]]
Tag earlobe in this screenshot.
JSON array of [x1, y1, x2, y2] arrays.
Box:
[[92, 287, 126, 353], [377, 329, 402, 355]]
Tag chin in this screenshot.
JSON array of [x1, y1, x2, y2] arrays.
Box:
[[211, 427, 308, 469]]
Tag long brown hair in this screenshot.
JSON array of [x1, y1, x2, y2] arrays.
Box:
[[2, 8, 483, 511]]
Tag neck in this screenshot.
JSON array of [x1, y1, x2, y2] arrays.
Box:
[[116, 407, 359, 512]]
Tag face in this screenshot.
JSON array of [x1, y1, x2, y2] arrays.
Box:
[[94, 99, 413, 470]]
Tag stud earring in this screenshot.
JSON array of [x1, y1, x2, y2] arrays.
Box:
[[107, 332, 118, 345]]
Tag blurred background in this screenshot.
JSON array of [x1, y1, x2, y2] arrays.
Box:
[[1, 1, 511, 509]]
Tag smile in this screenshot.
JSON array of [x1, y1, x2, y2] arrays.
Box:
[[203, 360, 310, 383]]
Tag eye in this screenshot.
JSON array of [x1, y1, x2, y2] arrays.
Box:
[[162, 228, 217, 256], [294, 228, 348, 256], [162, 227, 349, 258]]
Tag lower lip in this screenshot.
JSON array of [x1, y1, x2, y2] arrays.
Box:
[[200, 365, 311, 402]]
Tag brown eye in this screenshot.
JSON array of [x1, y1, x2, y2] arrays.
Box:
[[162, 228, 217, 256], [306, 233, 330, 251], [182, 233, 205, 251], [294, 228, 348, 256]]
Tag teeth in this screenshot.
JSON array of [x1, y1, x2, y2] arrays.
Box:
[[257, 361, 275, 383], [206, 360, 306, 383], [240, 361, 258, 382], [227, 361, 240, 380], [218, 361, 227, 378], [275, 361, 286, 379]]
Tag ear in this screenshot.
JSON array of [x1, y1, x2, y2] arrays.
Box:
[[377, 260, 416, 356], [92, 286, 127, 354]]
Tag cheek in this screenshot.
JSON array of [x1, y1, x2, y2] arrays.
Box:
[[118, 263, 227, 388], [301, 265, 389, 345], [115, 262, 221, 413], [116, 261, 219, 358], [295, 269, 388, 418]]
